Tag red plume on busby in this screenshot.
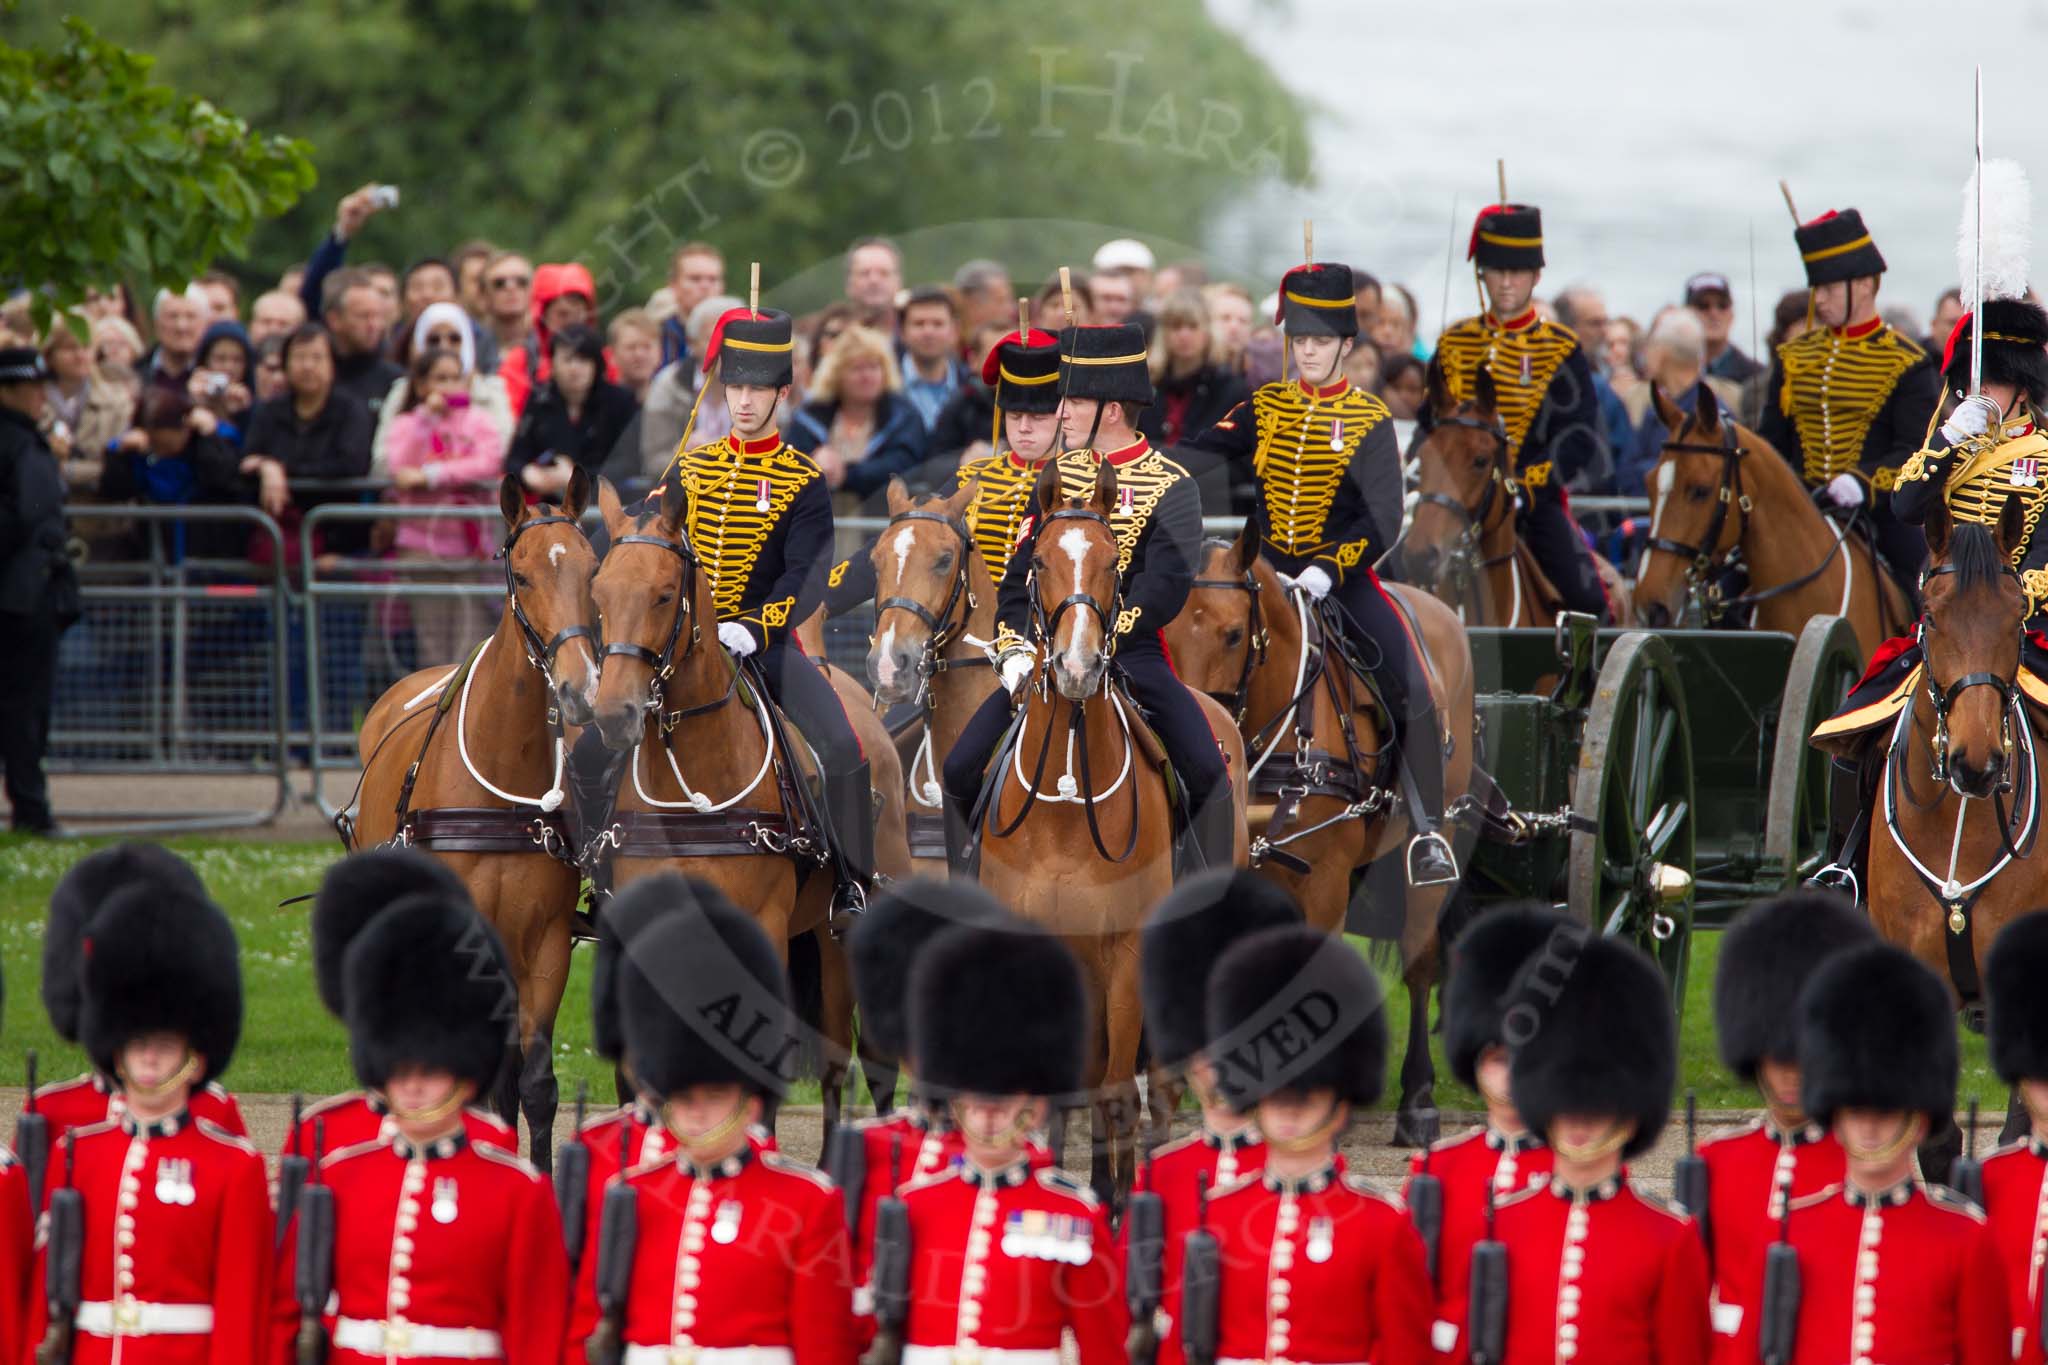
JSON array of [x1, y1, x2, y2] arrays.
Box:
[[981, 328, 1062, 416], [45, 842, 205, 1044], [1468, 204, 1545, 270], [702, 306, 795, 387]]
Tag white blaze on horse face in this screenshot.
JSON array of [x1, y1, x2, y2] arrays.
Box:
[[1057, 526, 1101, 669], [549, 542, 568, 569], [890, 524, 917, 581], [874, 623, 900, 691], [1642, 459, 1676, 578]]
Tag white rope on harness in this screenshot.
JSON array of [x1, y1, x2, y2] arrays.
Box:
[[910, 728, 943, 809], [454, 633, 567, 810], [1247, 585, 1314, 782], [403, 667, 459, 711], [1881, 693, 2041, 900], [1505, 555, 1524, 629], [1011, 689, 1136, 804], [1834, 518, 1854, 618], [632, 685, 779, 813]]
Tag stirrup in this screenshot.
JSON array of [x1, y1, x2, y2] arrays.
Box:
[[1406, 829, 1460, 887], [827, 878, 869, 937], [1806, 862, 1860, 902]]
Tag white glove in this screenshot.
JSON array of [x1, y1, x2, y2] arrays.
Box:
[[1823, 473, 1865, 508], [717, 622, 758, 657], [1941, 393, 2002, 446], [1296, 565, 1333, 600], [999, 647, 1036, 698]]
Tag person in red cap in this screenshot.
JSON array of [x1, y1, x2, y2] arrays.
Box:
[[1427, 202, 1612, 620]]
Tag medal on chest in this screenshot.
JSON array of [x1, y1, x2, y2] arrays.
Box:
[[1118, 483, 1134, 515], [1329, 417, 1344, 452], [1305, 1214, 1334, 1263], [1001, 1208, 1092, 1263], [712, 1198, 743, 1244], [431, 1176, 459, 1224], [2012, 458, 2040, 489], [755, 476, 772, 513], [153, 1156, 195, 1206], [1518, 351, 1532, 386]]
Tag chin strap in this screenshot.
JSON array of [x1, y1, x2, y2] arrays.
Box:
[[118, 1050, 201, 1102], [1549, 1119, 1635, 1164]]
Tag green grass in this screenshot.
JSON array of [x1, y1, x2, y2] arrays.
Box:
[[0, 835, 2009, 1120]]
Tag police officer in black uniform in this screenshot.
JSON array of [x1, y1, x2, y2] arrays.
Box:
[[0, 346, 78, 836]]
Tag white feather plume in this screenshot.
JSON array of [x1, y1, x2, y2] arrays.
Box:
[[1959, 157, 2033, 303]]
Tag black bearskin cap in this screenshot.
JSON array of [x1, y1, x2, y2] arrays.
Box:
[[984, 330, 1063, 416], [1058, 323, 1154, 405], [344, 895, 515, 1093], [911, 922, 1088, 1099], [1797, 942, 1955, 1128], [1989, 913, 2048, 1084], [1714, 891, 1872, 1085], [1276, 263, 1358, 338], [709, 307, 795, 389], [1141, 871, 1304, 1071], [619, 885, 793, 1100], [1444, 904, 1576, 1091], [1205, 925, 1386, 1112], [591, 873, 709, 1066], [1507, 933, 1675, 1159], [1941, 297, 2048, 402], [312, 849, 470, 1020], [1794, 208, 1886, 287], [1469, 204, 1545, 270], [45, 843, 205, 1044], [852, 878, 1017, 1064], [80, 882, 242, 1085]]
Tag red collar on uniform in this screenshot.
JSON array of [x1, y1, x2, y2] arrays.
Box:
[[1487, 308, 1540, 333], [1006, 451, 1047, 472], [1833, 316, 1883, 341], [1093, 436, 1150, 467], [1297, 377, 1350, 400], [730, 430, 781, 455]]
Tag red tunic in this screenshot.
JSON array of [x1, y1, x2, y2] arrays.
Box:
[[1493, 1174, 1710, 1365], [900, 1159, 1125, 1365], [272, 1129, 569, 1365], [1784, 1178, 2009, 1365], [1136, 1125, 1268, 1365], [282, 1093, 518, 1161], [1, 1146, 30, 1365], [1695, 1119, 1842, 1365], [1205, 1161, 1431, 1365], [562, 1142, 854, 1365], [1983, 1138, 2048, 1365], [29, 1075, 247, 1143], [24, 1113, 273, 1365], [848, 1110, 965, 1325], [1403, 1126, 1553, 1364]]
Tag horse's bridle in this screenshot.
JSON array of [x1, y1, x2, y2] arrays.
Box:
[[1414, 413, 1517, 604], [1187, 563, 1269, 724], [872, 508, 985, 707], [602, 530, 710, 733], [1028, 507, 1125, 682], [500, 514, 598, 680], [1915, 560, 2023, 790], [1643, 427, 1750, 572]]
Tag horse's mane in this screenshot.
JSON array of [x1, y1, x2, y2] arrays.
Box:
[[1945, 521, 2008, 593]]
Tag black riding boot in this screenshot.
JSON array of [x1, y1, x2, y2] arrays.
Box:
[[1187, 785, 1238, 871], [1810, 751, 1875, 902], [1396, 702, 1459, 887], [942, 794, 981, 881], [824, 761, 876, 919]]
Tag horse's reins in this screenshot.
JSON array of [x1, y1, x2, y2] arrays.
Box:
[[872, 508, 992, 711], [503, 515, 599, 689], [603, 530, 724, 732], [1188, 562, 1269, 726]]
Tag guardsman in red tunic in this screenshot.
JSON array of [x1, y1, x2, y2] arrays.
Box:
[[1493, 931, 1710, 1365], [1410, 905, 1565, 1364], [564, 877, 855, 1365], [1696, 892, 1868, 1363], [1131, 869, 1303, 1365], [276, 891, 569, 1365], [28, 843, 248, 1141], [880, 918, 1123, 1365], [1, 960, 32, 1365], [25, 880, 272, 1364], [1783, 942, 2009, 1365], [1193, 922, 1433, 1365], [1974, 915, 2048, 1365]]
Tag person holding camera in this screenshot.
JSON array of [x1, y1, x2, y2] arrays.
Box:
[[186, 319, 256, 448]]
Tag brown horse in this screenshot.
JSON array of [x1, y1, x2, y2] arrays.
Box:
[[1634, 381, 1906, 659], [351, 470, 602, 1170], [1405, 363, 1630, 626], [587, 479, 907, 1134], [978, 460, 1247, 1205], [1162, 522, 1476, 1146]]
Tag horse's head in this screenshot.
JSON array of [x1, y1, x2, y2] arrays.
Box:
[[1030, 458, 1122, 702], [1160, 519, 1270, 717], [1403, 360, 1510, 590], [496, 468, 601, 727], [867, 477, 978, 705], [591, 478, 703, 752], [1633, 381, 1745, 629], [1922, 500, 2029, 798]]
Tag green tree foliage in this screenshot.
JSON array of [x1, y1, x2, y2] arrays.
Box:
[[22, 0, 1308, 309], [0, 17, 315, 333]]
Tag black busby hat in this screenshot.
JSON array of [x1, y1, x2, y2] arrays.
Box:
[[80, 882, 243, 1086], [591, 873, 709, 1067], [0, 346, 47, 383], [620, 883, 793, 1100], [345, 895, 515, 1093], [1941, 297, 2048, 402], [1444, 904, 1576, 1091], [1506, 933, 1674, 1159], [1713, 891, 1873, 1086], [312, 849, 470, 1020], [983, 328, 1062, 416], [1795, 209, 1886, 287], [1468, 204, 1545, 271], [706, 306, 795, 388], [45, 842, 206, 1044], [1797, 942, 1955, 1128], [1205, 924, 1386, 1112], [1989, 913, 2048, 1083], [1059, 323, 1154, 406], [912, 922, 1088, 1099], [1141, 870, 1304, 1071], [1275, 263, 1358, 338], [852, 878, 1017, 1065]]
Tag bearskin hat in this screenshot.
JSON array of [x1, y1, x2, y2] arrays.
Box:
[[983, 329, 1062, 416], [1141, 870, 1304, 1071], [706, 307, 795, 389], [1797, 942, 1956, 1128], [312, 849, 470, 1020], [344, 895, 516, 1093], [1444, 904, 1576, 1091], [1275, 263, 1358, 338], [1506, 932, 1675, 1159], [1059, 323, 1154, 406], [1714, 891, 1872, 1085], [911, 922, 1088, 1100], [1794, 208, 1886, 287], [590, 873, 711, 1066], [1986, 913, 2048, 1083], [852, 878, 1017, 1065], [80, 882, 242, 1086], [45, 842, 205, 1044], [1469, 204, 1545, 271], [619, 885, 793, 1100], [1941, 298, 2048, 404], [1205, 924, 1386, 1113]]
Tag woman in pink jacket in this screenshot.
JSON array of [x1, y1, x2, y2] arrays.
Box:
[[383, 344, 507, 664]]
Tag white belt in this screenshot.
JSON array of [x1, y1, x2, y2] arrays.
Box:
[[1710, 1298, 1744, 1336], [902, 1348, 1060, 1365], [1430, 1318, 1461, 1352], [333, 1316, 504, 1359], [623, 1349, 795, 1365], [76, 1301, 215, 1336]]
